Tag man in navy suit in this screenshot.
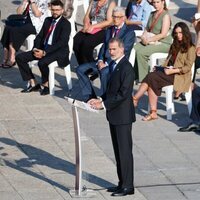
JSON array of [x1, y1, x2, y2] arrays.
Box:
[[88, 38, 135, 196], [16, 0, 71, 95], [76, 6, 135, 102]]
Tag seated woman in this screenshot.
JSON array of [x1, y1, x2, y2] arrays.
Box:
[[0, 0, 49, 68], [125, 0, 153, 30], [134, 0, 172, 82], [133, 22, 196, 121], [73, 0, 116, 65]]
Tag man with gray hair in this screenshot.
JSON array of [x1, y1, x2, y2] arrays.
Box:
[[76, 6, 136, 102]]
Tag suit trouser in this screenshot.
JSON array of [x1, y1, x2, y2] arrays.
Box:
[[190, 87, 200, 124], [76, 62, 109, 101], [134, 42, 170, 82], [109, 123, 134, 188], [16, 51, 58, 84]]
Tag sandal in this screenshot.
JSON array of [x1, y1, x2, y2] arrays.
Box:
[[142, 110, 158, 121], [2, 61, 16, 69], [132, 96, 138, 107], [0, 60, 8, 68]]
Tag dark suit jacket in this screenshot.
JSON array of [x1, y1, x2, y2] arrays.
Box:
[[34, 16, 71, 67], [98, 24, 135, 65], [103, 56, 136, 125]]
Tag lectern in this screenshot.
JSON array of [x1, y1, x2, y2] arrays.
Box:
[[65, 97, 99, 198]]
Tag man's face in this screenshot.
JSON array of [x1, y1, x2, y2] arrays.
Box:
[[112, 11, 125, 27], [51, 5, 64, 19], [109, 41, 124, 61]]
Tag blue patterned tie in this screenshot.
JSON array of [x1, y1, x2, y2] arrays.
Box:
[[109, 60, 116, 74]]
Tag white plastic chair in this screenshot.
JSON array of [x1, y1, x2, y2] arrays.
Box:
[[48, 61, 72, 95], [135, 30, 143, 38], [25, 34, 36, 51], [129, 48, 136, 67], [149, 53, 194, 120], [165, 0, 170, 8]]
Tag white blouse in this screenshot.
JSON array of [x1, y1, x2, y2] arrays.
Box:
[[28, 0, 50, 33]]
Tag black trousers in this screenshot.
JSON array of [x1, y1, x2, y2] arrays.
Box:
[[16, 51, 59, 84], [190, 87, 200, 124], [109, 123, 134, 188], [73, 30, 105, 65], [1, 23, 36, 51]]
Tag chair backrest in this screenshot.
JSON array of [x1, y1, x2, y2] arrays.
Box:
[[165, 0, 170, 8]]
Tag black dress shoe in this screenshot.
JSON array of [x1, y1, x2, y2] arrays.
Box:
[[107, 186, 121, 193], [111, 188, 135, 196], [40, 86, 49, 95], [178, 123, 200, 132], [21, 84, 41, 93]]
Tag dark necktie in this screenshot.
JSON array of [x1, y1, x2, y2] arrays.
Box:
[[109, 60, 116, 74], [112, 27, 120, 38], [44, 19, 56, 49]]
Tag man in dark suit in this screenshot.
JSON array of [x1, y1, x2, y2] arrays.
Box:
[[76, 6, 135, 102], [178, 86, 200, 132], [88, 38, 135, 197], [16, 0, 71, 95]]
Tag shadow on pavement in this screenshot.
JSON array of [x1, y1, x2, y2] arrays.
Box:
[[0, 137, 115, 192]]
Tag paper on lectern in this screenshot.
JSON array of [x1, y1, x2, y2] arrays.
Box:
[[65, 97, 100, 113]]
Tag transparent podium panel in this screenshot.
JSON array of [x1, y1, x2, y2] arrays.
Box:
[[65, 98, 99, 198]]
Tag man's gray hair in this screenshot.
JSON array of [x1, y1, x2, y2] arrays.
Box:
[[113, 6, 126, 16], [109, 38, 124, 49]]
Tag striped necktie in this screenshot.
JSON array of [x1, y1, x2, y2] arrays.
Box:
[[44, 19, 56, 49]]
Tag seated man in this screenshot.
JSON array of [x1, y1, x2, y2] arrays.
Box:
[[76, 6, 135, 102], [16, 0, 71, 95], [178, 87, 200, 132]]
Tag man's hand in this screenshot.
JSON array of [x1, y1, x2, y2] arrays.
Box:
[[33, 48, 45, 59], [88, 98, 103, 110], [98, 61, 107, 70]]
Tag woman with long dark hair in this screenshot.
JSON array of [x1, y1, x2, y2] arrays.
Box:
[[134, 0, 172, 82], [133, 22, 196, 121]]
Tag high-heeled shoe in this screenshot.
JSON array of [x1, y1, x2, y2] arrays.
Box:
[[173, 93, 186, 101], [0, 60, 8, 68], [2, 61, 16, 69]]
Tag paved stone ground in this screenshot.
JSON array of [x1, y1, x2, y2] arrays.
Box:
[[1, 0, 200, 200]]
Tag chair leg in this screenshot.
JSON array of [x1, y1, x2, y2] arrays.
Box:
[[165, 86, 174, 120], [64, 64, 72, 91], [185, 87, 192, 115], [49, 65, 56, 95]]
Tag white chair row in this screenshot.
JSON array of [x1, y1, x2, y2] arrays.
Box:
[[149, 53, 194, 120]]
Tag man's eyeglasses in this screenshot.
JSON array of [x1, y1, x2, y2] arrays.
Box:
[[112, 15, 124, 19], [51, 9, 63, 12]]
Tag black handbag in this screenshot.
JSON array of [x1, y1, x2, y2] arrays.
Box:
[[5, 14, 27, 27]]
